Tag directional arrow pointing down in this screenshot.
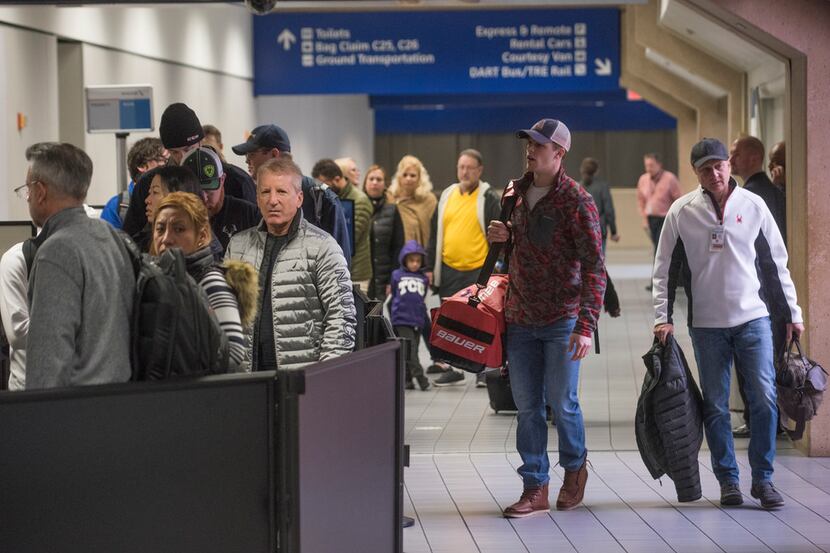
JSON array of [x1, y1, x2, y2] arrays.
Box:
[[277, 29, 296, 51], [594, 58, 612, 76]]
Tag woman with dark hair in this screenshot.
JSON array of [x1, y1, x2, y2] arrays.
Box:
[[130, 165, 201, 252], [135, 165, 227, 260], [151, 192, 258, 371], [144, 165, 202, 223], [362, 165, 404, 301]]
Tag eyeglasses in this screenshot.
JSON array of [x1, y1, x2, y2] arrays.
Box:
[[14, 180, 37, 201]]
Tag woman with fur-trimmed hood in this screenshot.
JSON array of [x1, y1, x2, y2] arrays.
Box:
[[151, 192, 258, 372]]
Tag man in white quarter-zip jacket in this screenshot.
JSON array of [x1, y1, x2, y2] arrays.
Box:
[[652, 138, 803, 511]]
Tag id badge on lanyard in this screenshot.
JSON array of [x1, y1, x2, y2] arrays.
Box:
[[710, 226, 725, 252]]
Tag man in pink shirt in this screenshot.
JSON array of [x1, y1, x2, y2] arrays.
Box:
[[637, 153, 682, 253]]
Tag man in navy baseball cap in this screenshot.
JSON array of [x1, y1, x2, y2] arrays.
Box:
[[231, 122, 351, 265], [691, 137, 729, 168], [232, 124, 291, 177]]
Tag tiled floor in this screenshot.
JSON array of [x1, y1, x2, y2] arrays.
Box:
[[402, 249, 829, 553]]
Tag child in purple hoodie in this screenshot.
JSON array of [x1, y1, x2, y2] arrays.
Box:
[[390, 240, 431, 391]]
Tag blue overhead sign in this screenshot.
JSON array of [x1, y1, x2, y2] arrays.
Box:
[[254, 8, 620, 95]]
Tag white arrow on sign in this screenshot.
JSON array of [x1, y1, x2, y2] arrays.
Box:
[[277, 29, 297, 51], [594, 58, 612, 76]]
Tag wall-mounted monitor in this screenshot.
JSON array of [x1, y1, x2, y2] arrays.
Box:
[[86, 85, 154, 133]]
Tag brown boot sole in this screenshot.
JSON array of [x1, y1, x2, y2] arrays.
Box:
[[555, 499, 583, 511], [504, 507, 550, 518]]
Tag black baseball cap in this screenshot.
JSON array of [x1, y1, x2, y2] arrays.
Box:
[[516, 118, 571, 152], [231, 124, 291, 155], [690, 138, 729, 169]]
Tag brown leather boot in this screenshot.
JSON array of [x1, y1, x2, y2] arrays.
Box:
[[503, 484, 549, 518], [556, 460, 588, 510]]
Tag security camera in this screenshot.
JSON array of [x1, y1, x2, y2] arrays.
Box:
[[245, 0, 277, 15]]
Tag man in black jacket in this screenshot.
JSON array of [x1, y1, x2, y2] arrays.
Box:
[[232, 124, 351, 264], [182, 147, 261, 252], [730, 136, 786, 243], [729, 135, 789, 440]]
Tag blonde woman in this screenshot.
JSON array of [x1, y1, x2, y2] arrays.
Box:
[[389, 155, 437, 247]]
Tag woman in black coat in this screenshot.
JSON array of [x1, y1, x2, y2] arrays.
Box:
[[362, 165, 405, 302]]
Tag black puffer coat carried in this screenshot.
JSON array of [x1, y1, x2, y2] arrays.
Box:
[[636, 335, 704, 502], [368, 193, 405, 301]]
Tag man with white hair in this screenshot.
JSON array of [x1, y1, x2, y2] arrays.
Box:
[[226, 157, 356, 371]]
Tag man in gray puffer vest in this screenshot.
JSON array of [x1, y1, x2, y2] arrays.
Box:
[[225, 157, 356, 370]]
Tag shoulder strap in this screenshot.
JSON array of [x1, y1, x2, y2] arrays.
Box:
[[474, 191, 518, 289], [118, 190, 131, 223], [115, 230, 142, 274], [21, 238, 38, 277], [307, 177, 327, 224]]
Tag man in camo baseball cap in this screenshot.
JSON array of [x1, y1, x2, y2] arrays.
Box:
[[182, 146, 223, 190]]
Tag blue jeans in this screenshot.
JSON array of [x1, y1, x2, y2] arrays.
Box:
[[507, 318, 586, 488], [689, 316, 777, 485]]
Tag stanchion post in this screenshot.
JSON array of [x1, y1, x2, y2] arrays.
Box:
[[389, 336, 414, 533], [115, 132, 130, 193]]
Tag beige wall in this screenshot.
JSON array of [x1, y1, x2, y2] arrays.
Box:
[[607, 189, 653, 252], [0, 25, 59, 221], [699, 0, 830, 454], [0, 4, 256, 221]]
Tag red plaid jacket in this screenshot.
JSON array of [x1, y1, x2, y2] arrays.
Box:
[[504, 170, 606, 336]]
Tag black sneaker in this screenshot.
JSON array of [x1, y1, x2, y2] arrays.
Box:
[[416, 375, 431, 391], [475, 372, 486, 388], [426, 364, 448, 375], [434, 370, 465, 387], [732, 424, 751, 438], [751, 482, 785, 509], [405, 380, 415, 390], [720, 483, 743, 506]]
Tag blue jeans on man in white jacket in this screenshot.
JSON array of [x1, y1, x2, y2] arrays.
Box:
[[690, 316, 777, 486]]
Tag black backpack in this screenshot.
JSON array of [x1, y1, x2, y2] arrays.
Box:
[[120, 235, 230, 380]]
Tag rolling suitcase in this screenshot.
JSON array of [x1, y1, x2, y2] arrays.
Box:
[[485, 368, 517, 413]]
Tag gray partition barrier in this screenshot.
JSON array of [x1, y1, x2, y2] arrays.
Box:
[[0, 341, 402, 553], [0, 373, 277, 552], [277, 341, 403, 553]]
